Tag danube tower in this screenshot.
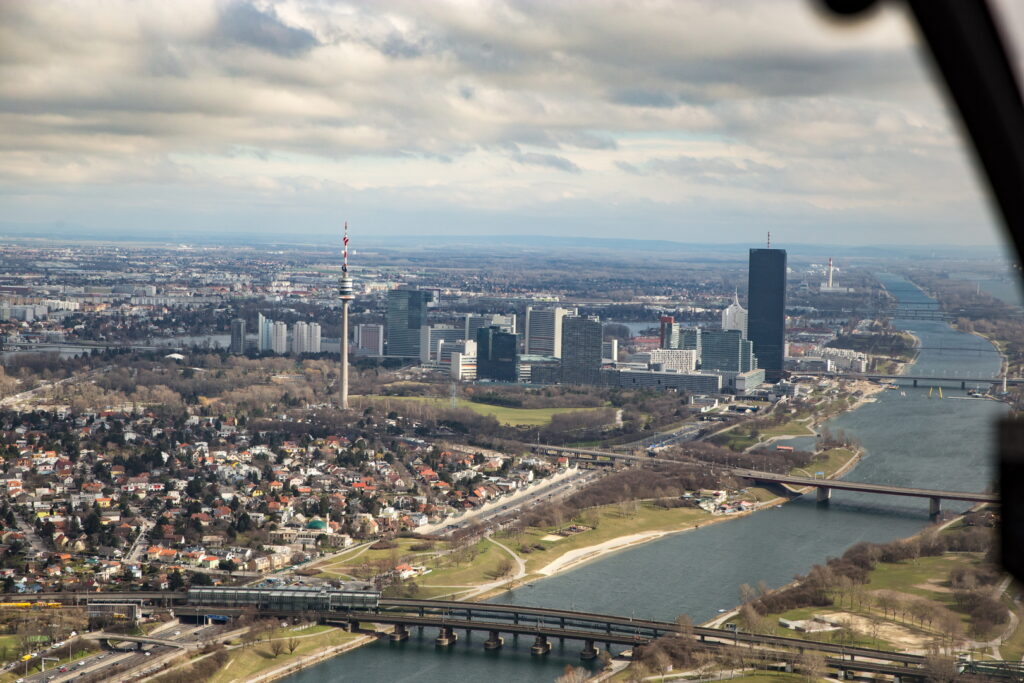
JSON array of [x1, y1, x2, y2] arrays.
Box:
[[339, 223, 355, 409]]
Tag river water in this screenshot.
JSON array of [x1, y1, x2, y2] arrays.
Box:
[[288, 273, 1006, 682]]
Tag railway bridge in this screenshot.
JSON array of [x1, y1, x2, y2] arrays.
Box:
[[29, 590, 1024, 679]]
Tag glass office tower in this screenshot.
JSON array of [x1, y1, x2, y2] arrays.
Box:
[[747, 248, 787, 382]]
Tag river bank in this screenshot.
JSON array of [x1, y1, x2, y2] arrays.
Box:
[[233, 385, 888, 683]]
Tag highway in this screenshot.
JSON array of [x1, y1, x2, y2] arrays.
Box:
[[11, 622, 217, 683], [425, 466, 601, 537]]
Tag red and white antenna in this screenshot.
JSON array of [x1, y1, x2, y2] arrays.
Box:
[[342, 221, 349, 276], [340, 221, 354, 299]]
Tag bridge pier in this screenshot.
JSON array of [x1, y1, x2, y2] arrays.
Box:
[[484, 630, 503, 651], [389, 624, 409, 642], [929, 497, 941, 518], [913, 379, 918, 387], [435, 626, 457, 648], [347, 619, 360, 633], [816, 487, 831, 505], [580, 640, 599, 661], [961, 381, 966, 390], [531, 635, 551, 655]]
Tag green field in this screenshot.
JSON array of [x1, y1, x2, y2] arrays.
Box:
[[497, 502, 710, 575], [208, 627, 365, 683], [354, 395, 605, 426]]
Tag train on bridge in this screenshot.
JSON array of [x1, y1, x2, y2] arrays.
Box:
[[186, 586, 379, 612]]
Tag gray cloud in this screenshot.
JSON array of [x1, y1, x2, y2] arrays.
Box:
[[216, 2, 319, 56], [509, 149, 582, 174], [0, 0, 1007, 245]]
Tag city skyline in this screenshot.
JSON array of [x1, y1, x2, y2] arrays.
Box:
[[3, 1, 1023, 247]]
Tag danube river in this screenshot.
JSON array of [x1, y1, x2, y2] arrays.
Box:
[[287, 273, 1006, 682]]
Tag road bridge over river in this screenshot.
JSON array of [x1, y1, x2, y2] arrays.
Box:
[[533, 445, 997, 517], [795, 370, 1019, 388]]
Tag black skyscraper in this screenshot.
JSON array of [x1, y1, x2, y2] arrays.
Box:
[[477, 326, 518, 381], [386, 288, 430, 357], [560, 316, 603, 386], [747, 248, 787, 381]]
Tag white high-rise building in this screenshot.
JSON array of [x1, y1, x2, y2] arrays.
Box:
[[525, 306, 574, 358], [258, 313, 274, 352], [271, 321, 288, 355], [292, 322, 309, 354], [721, 291, 748, 338], [308, 323, 321, 353]]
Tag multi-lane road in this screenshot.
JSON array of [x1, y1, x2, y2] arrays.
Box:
[[13, 623, 224, 683]]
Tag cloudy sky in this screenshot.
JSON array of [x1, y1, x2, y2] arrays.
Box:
[[1, 0, 1022, 246]]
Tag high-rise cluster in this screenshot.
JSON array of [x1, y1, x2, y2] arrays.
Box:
[[256, 313, 322, 356]]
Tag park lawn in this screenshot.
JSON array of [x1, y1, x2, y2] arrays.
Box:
[[804, 448, 856, 479], [760, 421, 815, 438], [712, 431, 760, 452], [0, 634, 21, 663], [313, 538, 445, 577], [752, 553, 987, 652], [744, 486, 784, 503], [999, 604, 1024, 661], [723, 674, 808, 683], [864, 554, 977, 603], [354, 395, 606, 426], [208, 627, 365, 683], [498, 502, 710, 574], [418, 539, 512, 587]]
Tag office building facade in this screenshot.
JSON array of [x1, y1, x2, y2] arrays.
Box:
[[420, 324, 465, 364], [386, 288, 430, 357], [525, 306, 574, 357], [354, 323, 384, 356], [560, 316, 603, 385], [465, 313, 516, 339], [476, 326, 518, 382], [700, 330, 757, 373], [747, 248, 787, 381]]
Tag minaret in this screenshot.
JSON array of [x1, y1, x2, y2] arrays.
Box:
[[827, 257, 834, 289], [339, 223, 355, 409]]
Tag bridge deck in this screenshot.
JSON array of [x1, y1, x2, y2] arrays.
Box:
[[731, 469, 997, 502]]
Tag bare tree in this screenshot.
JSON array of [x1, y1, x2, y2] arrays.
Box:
[[286, 637, 300, 655], [554, 666, 590, 683], [269, 638, 285, 658], [675, 614, 694, 640], [799, 650, 825, 681]]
